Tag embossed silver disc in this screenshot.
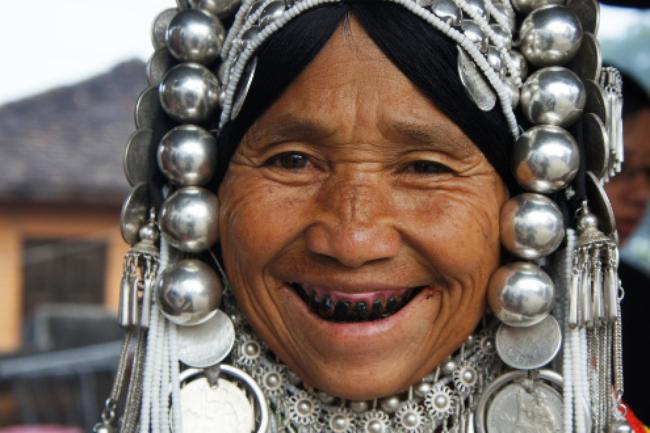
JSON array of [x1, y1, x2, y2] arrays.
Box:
[[584, 79, 607, 124], [486, 381, 563, 433], [567, 33, 601, 82], [231, 56, 258, 120], [147, 48, 176, 85], [180, 376, 254, 433], [586, 170, 616, 235], [120, 183, 150, 245], [584, 113, 609, 179], [177, 309, 236, 368], [568, 0, 599, 35], [123, 129, 155, 186], [135, 86, 164, 129], [495, 315, 562, 370]]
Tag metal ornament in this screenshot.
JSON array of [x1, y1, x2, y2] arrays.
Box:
[[488, 262, 555, 327], [231, 56, 258, 120], [124, 129, 156, 186], [519, 67, 586, 127], [495, 315, 562, 370], [513, 125, 580, 193], [508, 50, 528, 81], [584, 112, 609, 179], [166, 9, 225, 64], [177, 309, 235, 367], [510, 0, 564, 15], [600, 67, 624, 179], [584, 79, 608, 124], [157, 258, 222, 326], [499, 193, 565, 259], [567, 0, 599, 35], [159, 186, 220, 252], [135, 86, 166, 130], [430, 0, 463, 27], [485, 380, 563, 433], [188, 0, 242, 19], [567, 32, 601, 81], [147, 48, 176, 85], [519, 5, 583, 67], [120, 183, 150, 246], [461, 20, 488, 53], [179, 366, 268, 433], [457, 48, 496, 112], [157, 124, 217, 186], [159, 63, 221, 124], [152, 8, 178, 50], [585, 171, 616, 236]]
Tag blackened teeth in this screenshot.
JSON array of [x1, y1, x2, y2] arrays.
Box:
[[289, 283, 426, 323]]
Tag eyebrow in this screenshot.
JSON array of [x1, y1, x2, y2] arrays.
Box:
[[383, 119, 473, 158], [247, 113, 335, 146]]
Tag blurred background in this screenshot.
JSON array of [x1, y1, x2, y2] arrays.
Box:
[[0, 0, 648, 431]]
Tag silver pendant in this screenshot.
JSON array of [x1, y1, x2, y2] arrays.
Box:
[[179, 365, 269, 433], [495, 315, 562, 370], [476, 369, 563, 433], [457, 47, 497, 112], [486, 381, 563, 433], [177, 309, 236, 368]]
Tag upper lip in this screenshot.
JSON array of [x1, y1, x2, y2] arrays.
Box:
[[286, 278, 431, 294]]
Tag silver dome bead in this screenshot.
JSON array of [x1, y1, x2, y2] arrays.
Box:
[[486, 46, 504, 74], [152, 8, 178, 50], [461, 20, 488, 53], [513, 125, 579, 193], [348, 400, 369, 413], [157, 259, 222, 326], [442, 360, 457, 375], [520, 67, 586, 127], [609, 421, 633, 433], [415, 382, 433, 398], [159, 186, 220, 253], [430, 0, 463, 27], [500, 193, 565, 259], [379, 396, 401, 413], [157, 125, 217, 186], [487, 262, 555, 327], [166, 9, 225, 64], [465, 0, 488, 19], [520, 5, 583, 67], [259, 1, 285, 27], [512, 0, 565, 15], [159, 63, 220, 124], [490, 24, 512, 49], [188, 0, 241, 18]]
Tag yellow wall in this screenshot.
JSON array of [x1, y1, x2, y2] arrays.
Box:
[[0, 203, 128, 352]]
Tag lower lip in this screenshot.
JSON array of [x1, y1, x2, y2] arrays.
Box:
[[281, 284, 438, 339]]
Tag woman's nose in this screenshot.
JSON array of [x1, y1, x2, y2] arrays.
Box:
[[304, 180, 401, 268]]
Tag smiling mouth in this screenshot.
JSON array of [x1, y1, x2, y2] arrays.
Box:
[[288, 282, 427, 323]]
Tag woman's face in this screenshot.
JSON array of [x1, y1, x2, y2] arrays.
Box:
[[218, 19, 508, 400]]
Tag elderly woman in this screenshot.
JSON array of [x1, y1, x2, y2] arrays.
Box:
[[104, 1, 635, 433]]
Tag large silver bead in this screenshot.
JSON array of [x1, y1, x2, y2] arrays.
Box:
[[188, 0, 241, 18], [520, 6, 583, 67], [520, 67, 586, 127], [461, 20, 488, 53], [487, 262, 555, 327], [157, 259, 222, 326], [159, 63, 220, 124], [430, 0, 462, 27], [159, 186, 220, 253], [513, 125, 579, 193], [512, 0, 565, 15], [157, 125, 217, 186], [166, 9, 225, 64], [500, 193, 565, 259]]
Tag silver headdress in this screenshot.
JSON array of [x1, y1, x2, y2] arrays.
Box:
[[101, 1, 629, 433]]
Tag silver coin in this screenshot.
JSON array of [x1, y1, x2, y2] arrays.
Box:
[[567, 32, 601, 82], [585, 170, 616, 235], [120, 183, 150, 246], [135, 86, 164, 129], [495, 315, 562, 370], [584, 113, 609, 179], [123, 129, 155, 186], [584, 79, 607, 124], [147, 48, 176, 85], [177, 309, 235, 368], [567, 0, 599, 35], [151, 8, 178, 50], [180, 376, 254, 433], [486, 381, 563, 433]]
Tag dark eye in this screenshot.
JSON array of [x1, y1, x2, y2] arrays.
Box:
[[266, 152, 311, 170], [406, 160, 450, 175]]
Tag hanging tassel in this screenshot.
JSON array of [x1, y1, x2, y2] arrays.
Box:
[[600, 67, 624, 181], [118, 210, 160, 329]]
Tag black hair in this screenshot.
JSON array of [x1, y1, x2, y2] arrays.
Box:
[[214, 1, 515, 188], [617, 67, 650, 118]]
